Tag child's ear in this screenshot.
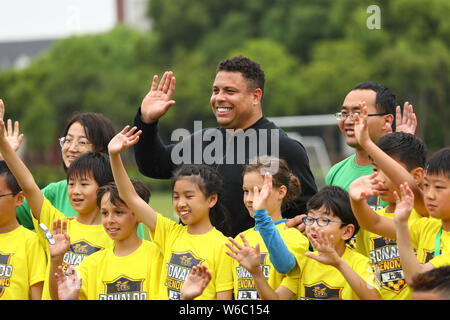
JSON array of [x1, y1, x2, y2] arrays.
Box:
[[410, 167, 425, 185], [278, 185, 287, 201], [208, 194, 218, 209], [15, 191, 24, 207], [341, 224, 355, 242]]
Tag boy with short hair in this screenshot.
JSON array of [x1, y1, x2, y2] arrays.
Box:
[[0, 161, 46, 299], [227, 186, 381, 300], [53, 180, 162, 300], [348, 106, 444, 298], [392, 148, 450, 284], [0, 103, 114, 300]]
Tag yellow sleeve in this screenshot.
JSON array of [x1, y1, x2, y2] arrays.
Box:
[[214, 241, 234, 293], [26, 234, 47, 287]]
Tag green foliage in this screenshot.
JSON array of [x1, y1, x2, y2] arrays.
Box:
[[0, 0, 449, 163]]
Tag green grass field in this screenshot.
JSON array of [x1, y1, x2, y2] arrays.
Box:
[[140, 190, 176, 240], [149, 191, 175, 220]]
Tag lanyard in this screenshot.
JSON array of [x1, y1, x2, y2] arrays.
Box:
[[435, 226, 443, 257]]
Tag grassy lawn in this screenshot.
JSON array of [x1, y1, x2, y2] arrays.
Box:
[[149, 190, 175, 220], [140, 190, 176, 240]]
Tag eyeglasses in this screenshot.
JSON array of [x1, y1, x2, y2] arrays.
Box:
[[335, 111, 388, 121], [59, 137, 91, 149], [0, 192, 18, 199], [302, 216, 345, 227]]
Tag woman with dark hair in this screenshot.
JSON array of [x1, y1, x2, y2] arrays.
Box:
[[16, 112, 115, 230]]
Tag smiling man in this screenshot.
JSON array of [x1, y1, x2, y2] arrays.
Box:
[[132, 55, 317, 238], [325, 82, 398, 210]]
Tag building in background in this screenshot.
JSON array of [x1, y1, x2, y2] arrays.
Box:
[[0, 0, 150, 70]]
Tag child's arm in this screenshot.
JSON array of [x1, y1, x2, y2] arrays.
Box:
[[180, 265, 212, 300], [305, 230, 381, 300], [226, 234, 295, 300], [30, 282, 44, 300], [394, 183, 434, 284], [0, 100, 44, 221], [349, 174, 397, 240], [108, 125, 158, 233], [252, 173, 296, 274], [354, 103, 427, 217], [48, 219, 71, 300], [54, 264, 81, 300]]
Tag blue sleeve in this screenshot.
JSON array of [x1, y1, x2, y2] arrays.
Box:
[[253, 208, 296, 274]]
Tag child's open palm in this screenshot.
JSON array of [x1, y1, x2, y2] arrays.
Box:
[[180, 265, 212, 300], [252, 172, 273, 211], [108, 125, 142, 155], [226, 233, 261, 275], [349, 173, 383, 201], [49, 219, 71, 259], [305, 229, 340, 267], [55, 264, 81, 300], [393, 182, 414, 224]]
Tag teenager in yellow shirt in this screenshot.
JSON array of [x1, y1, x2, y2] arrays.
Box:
[[54, 180, 162, 300], [0, 161, 46, 300], [107, 126, 233, 300], [228, 157, 309, 300], [393, 148, 450, 284], [0, 100, 116, 300]]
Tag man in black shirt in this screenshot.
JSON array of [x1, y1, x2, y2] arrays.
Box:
[[133, 56, 317, 238]]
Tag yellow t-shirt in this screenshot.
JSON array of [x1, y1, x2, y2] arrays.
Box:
[[0, 226, 47, 300], [78, 240, 163, 300], [282, 247, 380, 300], [355, 208, 422, 300], [232, 221, 309, 300], [35, 197, 114, 300], [151, 213, 233, 300], [409, 217, 450, 267]]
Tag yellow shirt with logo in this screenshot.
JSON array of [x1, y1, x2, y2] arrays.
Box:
[[78, 240, 163, 300], [232, 221, 309, 300], [282, 247, 379, 300], [151, 213, 233, 300], [0, 226, 47, 299], [354, 208, 422, 300], [409, 217, 450, 267], [34, 197, 114, 299]]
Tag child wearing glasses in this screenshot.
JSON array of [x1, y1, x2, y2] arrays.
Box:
[[0, 161, 47, 299], [227, 185, 381, 300]]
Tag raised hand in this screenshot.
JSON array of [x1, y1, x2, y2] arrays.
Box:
[[140, 71, 176, 124], [180, 265, 212, 300], [393, 102, 417, 135], [348, 173, 383, 201], [108, 125, 142, 156], [54, 264, 81, 300], [226, 233, 261, 275], [0, 99, 7, 140], [4, 118, 24, 152], [252, 172, 273, 211], [305, 229, 341, 267], [393, 182, 414, 225], [353, 102, 371, 147], [49, 219, 71, 259]]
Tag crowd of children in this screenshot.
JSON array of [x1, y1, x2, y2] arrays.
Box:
[[0, 90, 449, 301]]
